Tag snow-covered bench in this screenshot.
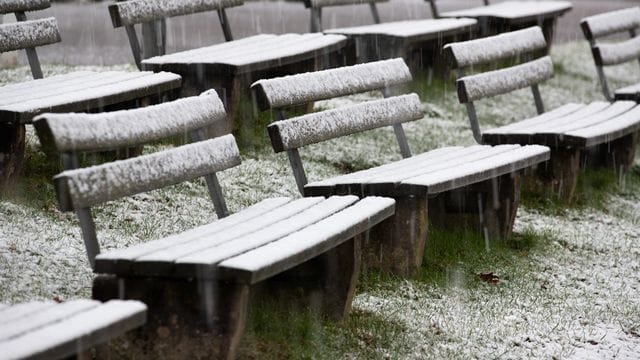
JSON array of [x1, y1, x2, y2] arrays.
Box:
[[581, 7, 640, 102], [0, 0, 181, 191], [0, 299, 146, 360], [252, 58, 550, 276], [430, 0, 572, 51], [33, 91, 395, 359], [108, 0, 347, 132], [305, 0, 477, 71], [445, 26, 640, 200]]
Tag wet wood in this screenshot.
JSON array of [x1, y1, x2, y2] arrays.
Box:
[[533, 146, 581, 201], [582, 131, 639, 173], [0, 123, 24, 192]]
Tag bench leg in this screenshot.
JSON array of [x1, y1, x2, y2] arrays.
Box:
[[364, 194, 428, 276], [252, 235, 362, 320], [0, 122, 25, 192], [93, 275, 249, 360], [534, 147, 581, 201], [583, 132, 639, 173], [428, 171, 521, 240]]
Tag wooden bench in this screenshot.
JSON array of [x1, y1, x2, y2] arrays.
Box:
[[305, 0, 477, 71], [445, 26, 640, 200], [581, 7, 640, 102], [429, 0, 572, 51], [33, 90, 395, 359], [108, 0, 347, 133], [0, 299, 146, 360], [252, 58, 550, 276], [0, 0, 182, 191]]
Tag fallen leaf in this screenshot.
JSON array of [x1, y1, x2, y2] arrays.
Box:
[[478, 272, 500, 285]]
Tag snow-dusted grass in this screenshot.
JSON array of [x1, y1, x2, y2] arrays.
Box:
[[1, 41, 640, 358]]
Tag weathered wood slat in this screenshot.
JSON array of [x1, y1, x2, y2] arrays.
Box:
[[0, 300, 98, 341], [303, 0, 387, 8], [54, 135, 241, 211], [402, 145, 550, 194], [0, 71, 182, 124], [0, 18, 60, 53], [141, 33, 346, 75], [0, 72, 95, 104], [0, 0, 50, 14], [129, 197, 329, 275], [218, 196, 395, 284], [108, 0, 244, 27], [94, 197, 292, 274], [566, 105, 640, 147], [444, 27, 547, 68], [34, 91, 226, 153], [440, 1, 572, 23], [580, 7, 640, 40], [268, 94, 423, 152], [0, 301, 56, 325], [252, 58, 412, 111], [532, 101, 636, 134], [0, 300, 146, 360], [486, 103, 586, 134], [615, 83, 640, 101], [457, 56, 554, 103], [594, 36, 640, 66], [172, 196, 361, 277]]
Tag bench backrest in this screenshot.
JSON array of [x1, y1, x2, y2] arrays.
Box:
[[581, 7, 640, 100], [444, 26, 552, 143], [109, 0, 244, 69], [425, 0, 490, 19], [0, 0, 57, 79], [251, 58, 422, 194], [33, 90, 238, 268], [305, 0, 388, 32]]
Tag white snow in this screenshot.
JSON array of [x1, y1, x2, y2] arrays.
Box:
[[0, 0, 50, 13], [57, 135, 240, 209], [441, 1, 572, 20], [596, 35, 640, 66], [459, 56, 554, 102], [325, 18, 477, 38], [307, 0, 385, 8], [581, 7, 640, 39], [271, 93, 423, 150], [113, 0, 243, 26], [0, 17, 59, 53], [35, 91, 225, 152], [254, 58, 411, 109]]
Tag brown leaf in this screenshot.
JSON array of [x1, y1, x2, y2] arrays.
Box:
[[477, 272, 500, 285]]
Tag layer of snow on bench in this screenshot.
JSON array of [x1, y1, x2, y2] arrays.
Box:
[[0, 17, 59, 52], [325, 18, 476, 37], [581, 7, 640, 38], [441, 1, 571, 19], [596, 36, 640, 66], [114, 0, 243, 26], [0, 0, 50, 13]]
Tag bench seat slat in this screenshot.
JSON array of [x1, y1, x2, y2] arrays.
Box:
[[595, 36, 640, 66], [305, 0, 387, 8], [94, 197, 293, 274], [172, 196, 362, 277], [109, 0, 244, 27], [0, 301, 57, 325], [0, 71, 96, 105], [440, 1, 572, 22], [34, 91, 226, 153], [0, 0, 50, 14], [566, 106, 640, 147], [269, 94, 423, 152], [324, 18, 476, 38], [580, 7, 640, 39], [128, 197, 331, 275], [55, 135, 241, 211], [615, 83, 640, 101], [486, 103, 587, 134], [0, 71, 182, 124], [218, 196, 395, 284], [252, 58, 412, 111], [0, 300, 146, 360], [141, 33, 346, 75], [0, 18, 60, 53], [444, 26, 547, 68], [532, 101, 636, 134], [0, 300, 98, 341], [402, 145, 550, 194], [457, 56, 554, 103]]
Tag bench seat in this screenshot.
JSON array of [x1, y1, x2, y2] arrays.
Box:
[[95, 195, 394, 283], [440, 1, 572, 24], [0, 299, 146, 360], [324, 18, 476, 41], [483, 101, 640, 147], [615, 84, 640, 102], [0, 71, 181, 124], [141, 33, 346, 76]]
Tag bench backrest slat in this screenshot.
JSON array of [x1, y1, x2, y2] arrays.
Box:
[[252, 58, 412, 111], [593, 35, 640, 66], [268, 94, 423, 152], [0, 0, 50, 14], [0, 17, 60, 53], [34, 91, 226, 153], [303, 0, 387, 8], [580, 7, 640, 40], [54, 134, 241, 212], [457, 56, 554, 103], [444, 26, 546, 68], [108, 0, 244, 27]]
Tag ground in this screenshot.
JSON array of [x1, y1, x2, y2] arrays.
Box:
[[1, 41, 639, 359]]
